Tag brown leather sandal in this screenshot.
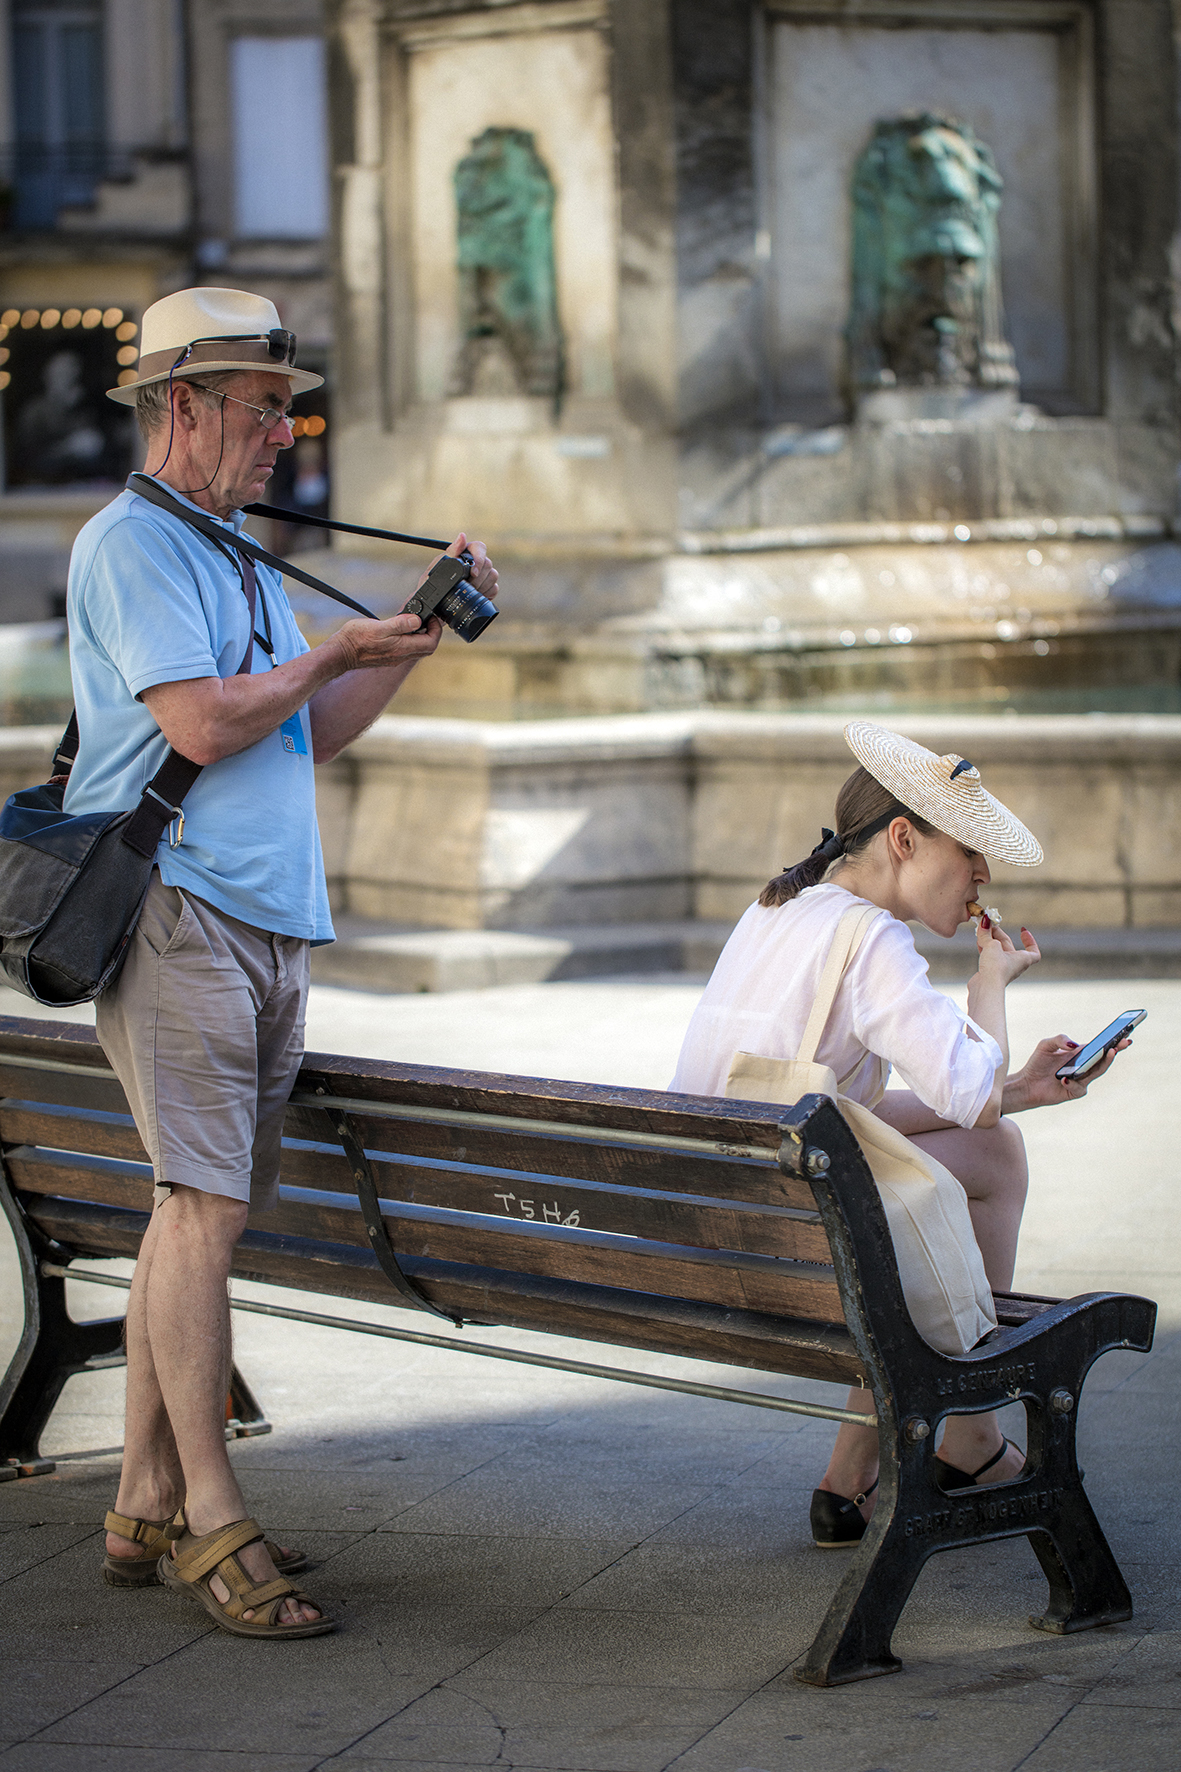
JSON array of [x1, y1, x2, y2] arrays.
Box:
[[103, 1510, 172, 1587], [103, 1508, 308, 1588], [158, 1517, 333, 1638]]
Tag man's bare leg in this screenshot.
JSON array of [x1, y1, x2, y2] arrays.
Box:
[[108, 1186, 318, 1625], [104, 1207, 185, 1560]]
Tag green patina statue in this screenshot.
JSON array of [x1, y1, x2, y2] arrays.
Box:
[[844, 112, 1019, 404], [452, 127, 563, 403]]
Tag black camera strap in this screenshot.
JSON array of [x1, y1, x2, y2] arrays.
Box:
[[127, 474, 378, 619], [242, 500, 449, 553]]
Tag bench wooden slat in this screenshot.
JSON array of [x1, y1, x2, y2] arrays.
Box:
[[0, 1099, 822, 1230], [6, 1155, 150, 1215], [279, 1142, 830, 1263], [1, 1124, 831, 1267], [19, 1194, 864, 1386], [0, 1103, 149, 1163], [296, 1052, 788, 1145], [0, 1022, 789, 1148], [257, 1191, 845, 1320], [11, 1152, 845, 1323], [7, 1146, 832, 1268], [0, 1064, 129, 1116], [284, 1100, 818, 1213]]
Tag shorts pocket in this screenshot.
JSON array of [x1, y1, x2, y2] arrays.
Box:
[[137, 879, 190, 957]]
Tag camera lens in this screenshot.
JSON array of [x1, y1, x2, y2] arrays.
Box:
[[436, 577, 499, 643]]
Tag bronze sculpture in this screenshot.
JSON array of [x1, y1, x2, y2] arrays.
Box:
[[451, 127, 563, 404], [845, 113, 1019, 408]]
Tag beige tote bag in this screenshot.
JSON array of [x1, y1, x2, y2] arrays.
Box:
[[725, 903, 996, 1356]]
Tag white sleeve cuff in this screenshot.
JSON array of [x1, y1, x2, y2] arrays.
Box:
[[963, 1013, 1004, 1071]]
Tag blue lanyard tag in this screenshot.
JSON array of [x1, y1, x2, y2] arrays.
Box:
[[279, 712, 307, 756]]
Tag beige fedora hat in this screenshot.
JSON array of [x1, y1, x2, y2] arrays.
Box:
[[106, 286, 323, 405], [844, 721, 1044, 866]]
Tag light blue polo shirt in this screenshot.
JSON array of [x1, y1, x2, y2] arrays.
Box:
[[64, 478, 334, 944]]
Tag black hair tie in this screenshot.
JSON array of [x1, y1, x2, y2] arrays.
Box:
[[808, 828, 847, 864]]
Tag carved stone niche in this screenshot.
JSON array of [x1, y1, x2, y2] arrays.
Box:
[[763, 0, 1098, 425]]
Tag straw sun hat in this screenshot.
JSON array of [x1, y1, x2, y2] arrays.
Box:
[[106, 286, 323, 406], [843, 721, 1044, 867]]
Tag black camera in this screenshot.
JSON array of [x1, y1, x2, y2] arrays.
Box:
[[403, 551, 498, 643]]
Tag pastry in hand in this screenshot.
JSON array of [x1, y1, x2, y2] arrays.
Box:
[[968, 900, 1002, 927]]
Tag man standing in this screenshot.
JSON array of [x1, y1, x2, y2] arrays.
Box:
[[65, 287, 497, 1637]]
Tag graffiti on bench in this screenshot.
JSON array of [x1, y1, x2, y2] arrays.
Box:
[[492, 1189, 581, 1227]]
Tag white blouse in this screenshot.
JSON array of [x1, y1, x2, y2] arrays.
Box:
[[671, 882, 1002, 1128]]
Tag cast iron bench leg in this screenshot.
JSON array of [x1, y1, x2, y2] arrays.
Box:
[[795, 1498, 927, 1686], [1027, 1503, 1133, 1633], [0, 1170, 124, 1468]]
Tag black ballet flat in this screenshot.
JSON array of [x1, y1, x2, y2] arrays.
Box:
[[810, 1478, 878, 1547], [935, 1436, 1021, 1493]]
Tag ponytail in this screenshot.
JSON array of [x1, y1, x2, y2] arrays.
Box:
[[759, 767, 936, 907], [758, 829, 846, 907]]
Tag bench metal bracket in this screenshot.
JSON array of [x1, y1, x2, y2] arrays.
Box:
[[320, 1104, 463, 1326]]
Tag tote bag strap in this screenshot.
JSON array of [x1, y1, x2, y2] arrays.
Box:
[[795, 903, 883, 1066]]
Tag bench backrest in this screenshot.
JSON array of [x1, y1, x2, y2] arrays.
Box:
[[0, 1014, 864, 1384]]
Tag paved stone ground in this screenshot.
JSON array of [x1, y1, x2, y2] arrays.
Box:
[[1, 971, 1179, 1770]]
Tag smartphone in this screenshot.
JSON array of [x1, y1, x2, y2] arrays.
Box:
[[1055, 1009, 1146, 1081]]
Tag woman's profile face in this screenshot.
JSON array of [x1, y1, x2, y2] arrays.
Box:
[[898, 826, 990, 937]]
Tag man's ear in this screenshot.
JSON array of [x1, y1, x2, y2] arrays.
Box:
[[172, 381, 199, 429]]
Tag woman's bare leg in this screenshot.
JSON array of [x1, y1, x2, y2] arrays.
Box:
[[818, 1389, 879, 1520], [910, 1117, 1028, 1291], [816, 1118, 1029, 1513], [909, 1117, 1028, 1481]]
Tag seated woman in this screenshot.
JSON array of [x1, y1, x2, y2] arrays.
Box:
[[670, 721, 1125, 1547]]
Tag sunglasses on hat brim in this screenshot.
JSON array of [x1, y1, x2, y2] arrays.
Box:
[[172, 328, 298, 369]]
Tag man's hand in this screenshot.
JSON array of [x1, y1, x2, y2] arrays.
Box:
[[1003, 1033, 1131, 1113], [328, 609, 442, 673], [329, 531, 497, 667], [309, 532, 498, 761], [414, 532, 498, 609]]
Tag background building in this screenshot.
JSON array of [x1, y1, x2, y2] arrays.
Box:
[[0, 0, 331, 626]]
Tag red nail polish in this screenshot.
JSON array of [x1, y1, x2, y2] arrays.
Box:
[[981, 914, 990, 929], [1066, 1040, 1079, 1048]]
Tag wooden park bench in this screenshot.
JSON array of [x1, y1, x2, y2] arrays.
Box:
[[0, 1012, 1156, 1686]]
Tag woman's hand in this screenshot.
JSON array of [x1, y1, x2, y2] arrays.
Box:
[[1003, 1033, 1131, 1113], [974, 917, 1040, 988]]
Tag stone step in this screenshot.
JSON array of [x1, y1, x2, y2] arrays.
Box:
[[310, 917, 737, 994], [311, 915, 1181, 994]]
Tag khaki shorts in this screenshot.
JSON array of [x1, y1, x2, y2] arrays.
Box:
[[96, 872, 310, 1212]]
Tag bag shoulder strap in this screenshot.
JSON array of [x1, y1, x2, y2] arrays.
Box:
[[51, 712, 80, 779], [795, 902, 883, 1066], [126, 473, 376, 619]]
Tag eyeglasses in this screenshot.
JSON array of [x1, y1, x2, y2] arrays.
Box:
[[173, 328, 298, 367], [190, 385, 294, 432]]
